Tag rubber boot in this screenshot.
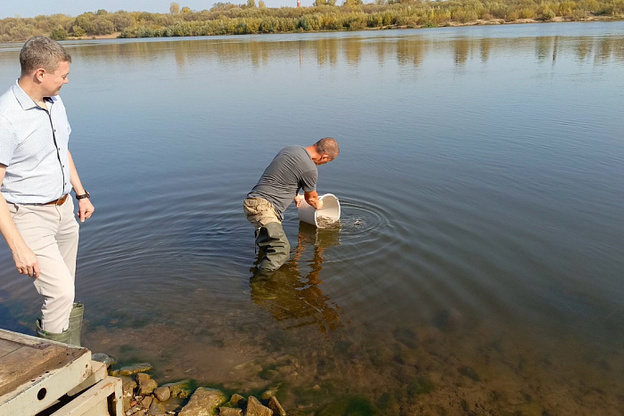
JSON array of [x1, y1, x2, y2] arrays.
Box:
[[36, 319, 71, 344], [255, 222, 290, 272], [67, 302, 84, 347]]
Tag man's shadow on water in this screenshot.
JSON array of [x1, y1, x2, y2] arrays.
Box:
[[249, 222, 343, 337]]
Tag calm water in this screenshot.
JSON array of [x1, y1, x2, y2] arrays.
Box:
[[1, 22, 623, 414]]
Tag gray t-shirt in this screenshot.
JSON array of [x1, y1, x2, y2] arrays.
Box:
[[247, 146, 317, 219]]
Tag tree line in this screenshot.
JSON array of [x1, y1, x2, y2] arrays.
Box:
[[1, 0, 623, 42]]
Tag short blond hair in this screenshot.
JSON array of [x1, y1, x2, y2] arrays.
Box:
[[315, 137, 339, 159], [20, 36, 71, 76]]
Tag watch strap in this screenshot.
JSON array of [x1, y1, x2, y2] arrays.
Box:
[[75, 191, 90, 200]]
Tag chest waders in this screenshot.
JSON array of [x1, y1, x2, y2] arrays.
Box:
[[255, 223, 291, 272]]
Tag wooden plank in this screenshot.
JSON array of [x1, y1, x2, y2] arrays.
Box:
[[0, 344, 63, 395], [0, 328, 56, 347], [0, 339, 21, 358], [0, 335, 85, 397], [0, 329, 94, 415], [0, 351, 93, 415], [50, 377, 123, 416], [67, 360, 108, 397]]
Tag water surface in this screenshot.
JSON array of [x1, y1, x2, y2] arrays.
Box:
[[1, 22, 623, 414]]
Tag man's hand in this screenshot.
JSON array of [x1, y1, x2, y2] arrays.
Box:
[[77, 198, 95, 223], [294, 194, 305, 208], [303, 190, 324, 210], [1, 167, 40, 278], [13, 245, 40, 278]]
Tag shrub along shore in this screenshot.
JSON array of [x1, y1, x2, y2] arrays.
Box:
[[1, 0, 623, 43]]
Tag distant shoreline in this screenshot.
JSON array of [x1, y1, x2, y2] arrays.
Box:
[[65, 16, 620, 41]]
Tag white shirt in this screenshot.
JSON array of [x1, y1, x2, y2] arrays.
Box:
[[0, 81, 72, 204]]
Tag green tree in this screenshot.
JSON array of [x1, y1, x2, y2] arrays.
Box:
[[92, 17, 115, 35], [50, 25, 68, 40], [211, 2, 236, 11], [73, 13, 116, 36], [3, 0, 624, 41], [72, 25, 86, 37], [10, 21, 36, 41], [109, 12, 135, 31]]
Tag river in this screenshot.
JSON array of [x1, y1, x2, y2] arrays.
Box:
[[0, 21, 623, 414]]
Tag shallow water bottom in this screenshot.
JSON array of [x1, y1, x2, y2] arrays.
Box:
[[80, 297, 624, 415]]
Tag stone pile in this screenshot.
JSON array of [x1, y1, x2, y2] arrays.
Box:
[[110, 363, 287, 416]]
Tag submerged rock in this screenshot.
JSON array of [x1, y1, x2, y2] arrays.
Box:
[[141, 395, 153, 409], [227, 393, 246, 407], [219, 407, 243, 416], [91, 352, 115, 368], [268, 396, 287, 416], [108, 363, 292, 415], [245, 396, 273, 416], [178, 387, 226, 416], [120, 376, 137, 411], [135, 372, 152, 385], [147, 399, 167, 415], [161, 379, 195, 399], [153, 386, 171, 402], [111, 362, 153, 376], [138, 378, 158, 396]]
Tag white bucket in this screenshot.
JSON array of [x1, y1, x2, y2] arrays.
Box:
[[297, 193, 341, 228]]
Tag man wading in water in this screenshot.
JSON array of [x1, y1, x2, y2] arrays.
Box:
[[244, 137, 339, 273]]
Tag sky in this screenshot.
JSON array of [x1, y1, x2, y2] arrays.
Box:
[[1, 0, 305, 19]]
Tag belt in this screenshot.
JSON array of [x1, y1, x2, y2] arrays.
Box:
[[44, 194, 69, 206]]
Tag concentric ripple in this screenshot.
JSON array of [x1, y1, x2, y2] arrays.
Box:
[[335, 198, 392, 240]]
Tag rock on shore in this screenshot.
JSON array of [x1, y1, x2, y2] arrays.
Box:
[[110, 363, 286, 416]]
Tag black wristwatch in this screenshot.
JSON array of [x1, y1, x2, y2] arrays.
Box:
[[75, 190, 90, 200]]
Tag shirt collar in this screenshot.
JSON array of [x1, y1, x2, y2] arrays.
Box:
[[11, 80, 57, 110]]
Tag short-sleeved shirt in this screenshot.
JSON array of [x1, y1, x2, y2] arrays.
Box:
[[0, 81, 72, 204], [247, 146, 317, 219]]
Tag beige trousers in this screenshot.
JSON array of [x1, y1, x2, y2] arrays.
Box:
[[243, 197, 281, 228], [8, 198, 79, 333]]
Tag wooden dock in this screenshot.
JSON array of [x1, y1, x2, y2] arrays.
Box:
[[0, 328, 122, 416]]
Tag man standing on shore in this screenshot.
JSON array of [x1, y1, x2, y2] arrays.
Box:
[[244, 137, 339, 273], [0, 36, 94, 346]]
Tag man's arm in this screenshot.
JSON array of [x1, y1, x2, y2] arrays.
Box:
[[67, 151, 94, 223], [304, 190, 323, 210], [0, 165, 40, 278]]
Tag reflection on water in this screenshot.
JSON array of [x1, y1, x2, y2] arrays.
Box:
[[2, 24, 615, 76], [250, 223, 343, 336]]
